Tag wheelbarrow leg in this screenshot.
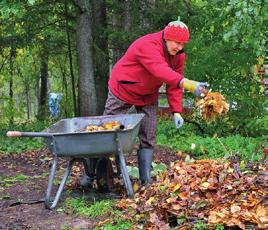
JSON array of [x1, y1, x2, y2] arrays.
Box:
[[115, 133, 134, 197], [45, 156, 58, 208], [118, 151, 133, 197], [45, 157, 75, 209]]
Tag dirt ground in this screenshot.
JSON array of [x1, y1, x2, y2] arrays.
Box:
[[0, 145, 177, 230]]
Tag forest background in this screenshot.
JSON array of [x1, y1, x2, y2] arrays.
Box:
[[0, 0, 267, 141], [0, 1, 267, 228]]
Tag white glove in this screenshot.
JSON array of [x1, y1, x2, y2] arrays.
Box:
[[173, 113, 184, 129]]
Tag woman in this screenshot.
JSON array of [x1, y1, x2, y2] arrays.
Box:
[[82, 17, 208, 187]]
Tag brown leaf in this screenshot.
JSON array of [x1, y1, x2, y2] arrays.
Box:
[[116, 158, 265, 229], [230, 205, 241, 214], [178, 192, 188, 200], [171, 204, 182, 211]]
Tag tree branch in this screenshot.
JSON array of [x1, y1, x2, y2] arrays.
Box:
[[184, 118, 204, 134]]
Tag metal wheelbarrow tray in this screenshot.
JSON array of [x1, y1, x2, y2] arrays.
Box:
[[7, 113, 144, 209]]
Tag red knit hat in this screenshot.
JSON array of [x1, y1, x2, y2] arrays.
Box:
[[164, 17, 190, 43]]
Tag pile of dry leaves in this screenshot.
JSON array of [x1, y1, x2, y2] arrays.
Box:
[[114, 158, 266, 229], [197, 92, 230, 121]]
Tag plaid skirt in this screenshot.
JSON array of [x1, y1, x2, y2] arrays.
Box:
[[103, 90, 157, 149]]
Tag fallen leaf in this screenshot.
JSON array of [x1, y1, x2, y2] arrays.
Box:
[[133, 181, 139, 193], [230, 205, 241, 213]]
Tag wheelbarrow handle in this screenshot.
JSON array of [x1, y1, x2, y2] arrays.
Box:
[[6, 131, 52, 137]]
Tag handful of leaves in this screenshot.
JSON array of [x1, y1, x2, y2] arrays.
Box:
[[197, 92, 229, 121]]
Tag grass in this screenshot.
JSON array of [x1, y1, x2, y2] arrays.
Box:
[[1, 173, 29, 184], [64, 197, 114, 218], [0, 174, 30, 190], [0, 120, 50, 153], [156, 117, 267, 161], [63, 198, 134, 229], [94, 210, 133, 230], [0, 136, 45, 153]]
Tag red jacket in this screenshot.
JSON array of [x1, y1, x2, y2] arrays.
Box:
[[109, 30, 185, 112]]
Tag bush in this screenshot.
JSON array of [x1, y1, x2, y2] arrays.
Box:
[[0, 119, 52, 153]]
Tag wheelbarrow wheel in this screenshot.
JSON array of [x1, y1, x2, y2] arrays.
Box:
[[96, 157, 114, 192]]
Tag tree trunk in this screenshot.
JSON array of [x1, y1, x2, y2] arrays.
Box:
[[37, 47, 49, 120], [18, 67, 31, 120], [92, 0, 109, 115], [8, 46, 16, 125], [65, 0, 77, 116], [140, 0, 155, 29], [25, 82, 30, 120], [76, 0, 97, 116], [111, 0, 132, 66], [59, 55, 68, 118], [182, 0, 194, 18], [124, 0, 131, 31]]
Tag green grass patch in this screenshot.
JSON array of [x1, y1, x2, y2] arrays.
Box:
[[64, 197, 114, 218], [157, 117, 266, 161], [94, 210, 133, 230], [0, 137, 44, 153], [63, 198, 134, 229], [0, 173, 30, 188], [1, 173, 29, 184]]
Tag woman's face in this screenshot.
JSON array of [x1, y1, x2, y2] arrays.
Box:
[[166, 40, 185, 55]]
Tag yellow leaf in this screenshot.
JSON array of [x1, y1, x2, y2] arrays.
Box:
[[133, 182, 139, 193], [200, 182, 210, 189], [163, 178, 169, 184], [146, 197, 155, 206], [172, 184, 181, 193]]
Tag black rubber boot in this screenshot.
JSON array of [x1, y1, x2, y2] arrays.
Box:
[[137, 148, 153, 184]]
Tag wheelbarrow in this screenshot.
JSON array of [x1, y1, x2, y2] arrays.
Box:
[[7, 113, 144, 209]]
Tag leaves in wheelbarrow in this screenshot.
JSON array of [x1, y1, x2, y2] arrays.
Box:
[[113, 159, 266, 229], [84, 121, 121, 132]]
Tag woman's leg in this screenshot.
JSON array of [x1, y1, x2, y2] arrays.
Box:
[[135, 102, 158, 184]]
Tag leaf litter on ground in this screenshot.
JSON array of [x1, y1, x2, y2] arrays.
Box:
[[113, 157, 266, 229]]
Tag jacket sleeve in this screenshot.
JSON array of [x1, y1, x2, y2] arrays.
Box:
[[166, 85, 183, 113], [173, 53, 185, 74], [166, 54, 185, 113], [135, 41, 183, 87]]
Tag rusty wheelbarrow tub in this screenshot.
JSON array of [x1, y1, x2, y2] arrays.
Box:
[[7, 113, 145, 209]]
